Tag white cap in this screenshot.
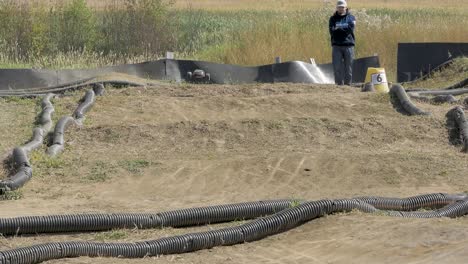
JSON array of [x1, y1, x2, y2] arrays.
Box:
[[337, 0, 347, 7]]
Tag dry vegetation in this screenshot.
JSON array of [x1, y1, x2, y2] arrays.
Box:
[[87, 0, 468, 10], [0, 0, 467, 81], [170, 0, 466, 10], [407, 57, 468, 89]]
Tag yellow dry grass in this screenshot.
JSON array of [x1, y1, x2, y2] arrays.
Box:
[[7, 0, 468, 81], [18, 0, 465, 10], [171, 0, 464, 10]]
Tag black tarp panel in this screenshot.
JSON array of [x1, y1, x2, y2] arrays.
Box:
[[397, 42, 468, 82], [0, 56, 379, 90]]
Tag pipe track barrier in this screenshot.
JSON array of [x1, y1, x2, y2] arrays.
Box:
[[446, 106, 468, 152], [0, 193, 467, 264], [400, 80, 468, 106], [0, 193, 462, 236], [409, 87, 468, 97], [46, 116, 76, 157], [0, 148, 32, 194], [390, 84, 430, 116], [20, 129, 44, 154], [0, 94, 55, 193], [73, 89, 95, 121], [0, 80, 143, 98], [47, 86, 104, 157], [92, 83, 105, 96], [355, 193, 465, 211], [431, 95, 458, 104], [1, 84, 106, 192], [0, 200, 295, 235], [408, 94, 458, 105], [37, 94, 55, 132]]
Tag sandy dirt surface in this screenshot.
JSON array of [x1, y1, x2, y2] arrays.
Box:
[[0, 83, 467, 263]]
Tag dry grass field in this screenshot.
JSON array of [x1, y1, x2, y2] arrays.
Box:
[[79, 0, 468, 10], [1, 0, 467, 81], [171, 0, 465, 10]]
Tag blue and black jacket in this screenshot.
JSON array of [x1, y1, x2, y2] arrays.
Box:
[[329, 10, 356, 46]]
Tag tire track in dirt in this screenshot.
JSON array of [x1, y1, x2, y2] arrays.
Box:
[[181, 163, 213, 195], [156, 166, 186, 191], [272, 156, 307, 195], [263, 157, 286, 194]]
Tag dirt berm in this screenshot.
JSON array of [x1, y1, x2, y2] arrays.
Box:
[[1, 83, 467, 263]]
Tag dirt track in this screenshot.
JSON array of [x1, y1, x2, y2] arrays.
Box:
[[1, 83, 468, 263]]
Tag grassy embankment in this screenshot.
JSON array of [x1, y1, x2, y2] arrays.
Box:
[[0, 0, 467, 81]]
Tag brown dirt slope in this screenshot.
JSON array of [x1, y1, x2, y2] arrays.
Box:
[[0, 83, 467, 264]]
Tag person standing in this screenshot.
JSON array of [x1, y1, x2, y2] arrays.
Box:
[[329, 0, 356, 85]]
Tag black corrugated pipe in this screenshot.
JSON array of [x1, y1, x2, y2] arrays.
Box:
[[20, 128, 44, 154], [92, 83, 105, 96], [408, 94, 458, 105], [390, 84, 430, 115], [446, 106, 468, 152], [0, 199, 372, 263], [384, 198, 468, 218], [0, 94, 55, 193], [0, 148, 32, 193], [1, 194, 468, 264], [47, 87, 104, 156], [0, 200, 295, 235], [46, 116, 76, 157], [48, 86, 105, 157], [409, 87, 468, 97], [73, 89, 95, 121], [20, 94, 56, 153], [0, 193, 463, 236], [356, 193, 466, 211], [431, 95, 458, 104], [37, 93, 55, 132]]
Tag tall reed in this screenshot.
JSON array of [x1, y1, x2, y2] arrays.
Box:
[[0, 0, 466, 80]]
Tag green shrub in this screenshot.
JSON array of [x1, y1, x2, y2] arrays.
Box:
[[58, 0, 97, 52]]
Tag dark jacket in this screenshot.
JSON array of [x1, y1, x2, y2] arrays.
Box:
[[329, 11, 356, 46]]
